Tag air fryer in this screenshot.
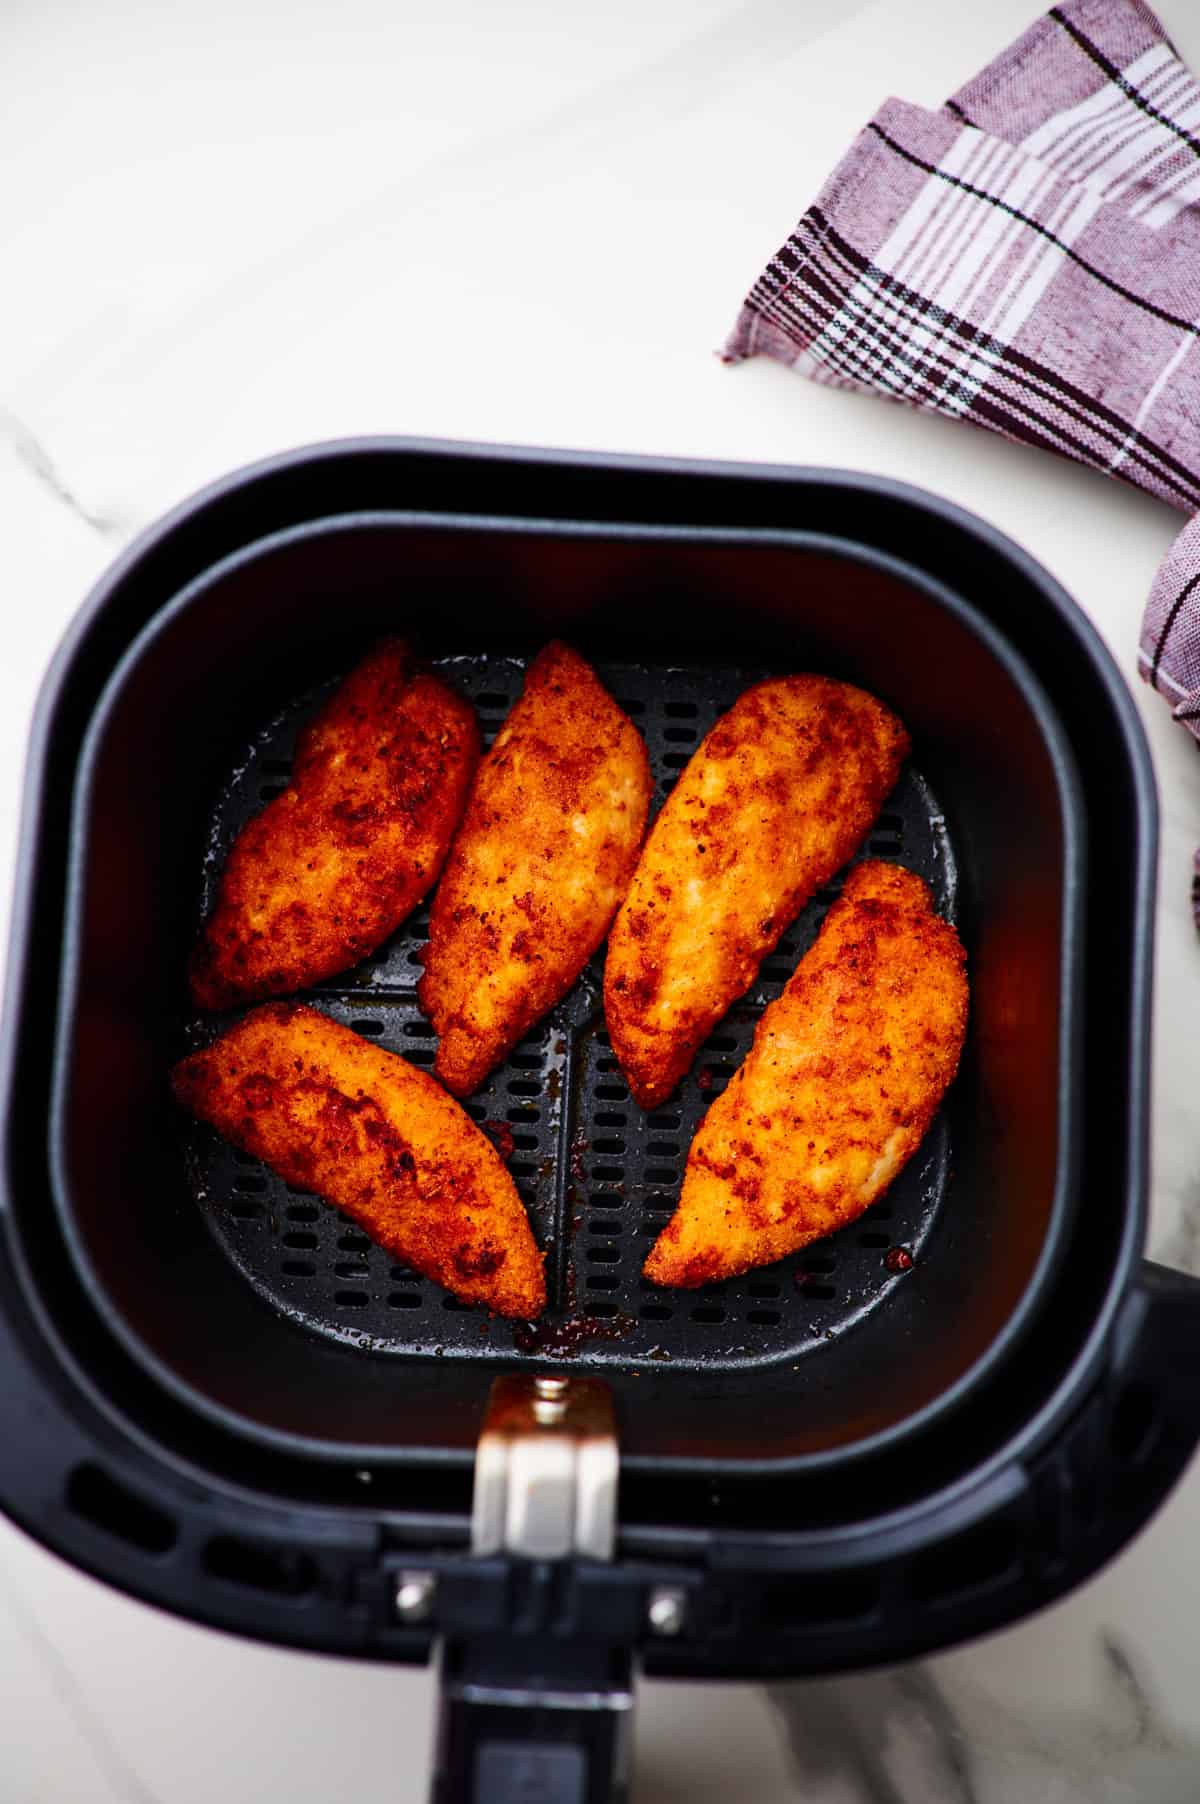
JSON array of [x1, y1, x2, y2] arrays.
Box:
[[1, 442, 1194, 1804]]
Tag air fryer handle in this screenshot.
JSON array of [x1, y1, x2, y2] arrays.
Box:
[[432, 1636, 634, 1804]]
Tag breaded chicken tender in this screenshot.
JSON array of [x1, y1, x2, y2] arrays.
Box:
[[418, 643, 652, 1095], [644, 862, 967, 1288], [191, 641, 479, 1010], [172, 1003, 545, 1317], [605, 677, 909, 1109]]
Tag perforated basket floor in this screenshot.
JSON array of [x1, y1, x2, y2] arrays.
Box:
[[181, 655, 957, 1371]]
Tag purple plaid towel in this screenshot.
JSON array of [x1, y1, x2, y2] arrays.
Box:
[[725, 0, 1200, 914]]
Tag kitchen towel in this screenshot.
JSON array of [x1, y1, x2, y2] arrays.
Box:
[[725, 0, 1200, 912]]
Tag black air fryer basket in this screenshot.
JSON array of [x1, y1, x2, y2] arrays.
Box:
[[2, 441, 1197, 1803]]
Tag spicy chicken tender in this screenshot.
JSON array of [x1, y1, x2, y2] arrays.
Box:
[[191, 641, 479, 1010], [418, 642, 652, 1096], [605, 676, 909, 1109], [172, 1003, 545, 1317], [644, 862, 967, 1288]]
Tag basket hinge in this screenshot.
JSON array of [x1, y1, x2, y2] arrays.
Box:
[[471, 1374, 618, 1561]]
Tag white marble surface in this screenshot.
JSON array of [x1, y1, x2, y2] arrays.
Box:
[[3, 1, 1200, 1798]]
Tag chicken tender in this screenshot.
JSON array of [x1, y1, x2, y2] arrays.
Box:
[[191, 641, 479, 1010], [418, 642, 652, 1096], [172, 1003, 545, 1317], [644, 862, 967, 1288], [605, 676, 909, 1109]]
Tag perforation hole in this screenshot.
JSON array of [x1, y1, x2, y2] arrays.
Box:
[[507, 1079, 541, 1097], [616, 697, 646, 716], [592, 1165, 623, 1182], [691, 1305, 726, 1324], [334, 1290, 369, 1309], [588, 1247, 620, 1265], [476, 692, 508, 710], [339, 1233, 370, 1252], [648, 1114, 680, 1131], [587, 1276, 620, 1292], [593, 1138, 625, 1154], [349, 1018, 385, 1037], [234, 1175, 266, 1194], [230, 1202, 263, 1221], [402, 1021, 431, 1038], [595, 1084, 627, 1101], [664, 726, 697, 743], [589, 1217, 622, 1235], [747, 1308, 782, 1326], [282, 1232, 318, 1250], [286, 1204, 319, 1223], [762, 963, 792, 983], [664, 701, 698, 718], [262, 758, 292, 777], [647, 1141, 680, 1158], [857, 1232, 890, 1249], [801, 1255, 836, 1274], [335, 1261, 370, 1279], [282, 1260, 316, 1277], [442, 1295, 472, 1312], [645, 1167, 676, 1184], [511, 1133, 539, 1151], [663, 752, 691, 769], [406, 1047, 434, 1065], [640, 1303, 672, 1321], [258, 783, 286, 801], [594, 1111, 626, 1128], [797, 1284, 836, 1302], [387, 1292, 421, 1309], [588, 1302, 621, 1318], [749, 1281, 781, 1298]]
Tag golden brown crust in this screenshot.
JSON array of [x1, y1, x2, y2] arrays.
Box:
[[172, 1003, 545, 1317], [418, 642, 652, 1095], [191, 641, 480, 1010], [604, 676, 910, 1109], [644, 861, 967, 1288]]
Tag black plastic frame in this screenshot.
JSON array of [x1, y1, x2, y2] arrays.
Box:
[[0, 439, 1190, 1680], [46, 508, 1080, 1475]]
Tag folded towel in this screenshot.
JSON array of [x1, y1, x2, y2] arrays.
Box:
[[726, 0, 1200, 914]]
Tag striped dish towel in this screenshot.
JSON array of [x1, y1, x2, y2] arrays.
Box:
[[726, 0, 1200, 912]]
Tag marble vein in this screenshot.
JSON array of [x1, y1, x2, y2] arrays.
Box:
[[0, 1560, 161, 1804], [1099, 1629, 1173, 1752], [767, 1666, 977, 1803], [0, 406, 129, 538]]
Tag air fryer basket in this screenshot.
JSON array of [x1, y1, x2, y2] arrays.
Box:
[[52, 516, 1075, 1470], [186, 654, 955, 1370], [1, 444, 1195, 1718]]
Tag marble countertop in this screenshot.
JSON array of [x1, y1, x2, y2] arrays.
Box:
[[3, 1, 1200, 1798]]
